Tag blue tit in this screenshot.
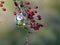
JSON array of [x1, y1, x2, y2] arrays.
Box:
[[16, 13, 25, 26]]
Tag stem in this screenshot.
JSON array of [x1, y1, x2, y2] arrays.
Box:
[[26, 32, 29, 45]]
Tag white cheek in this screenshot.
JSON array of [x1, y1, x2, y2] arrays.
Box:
[[16, 13, 24, 21], [17, 17, 21, 20]]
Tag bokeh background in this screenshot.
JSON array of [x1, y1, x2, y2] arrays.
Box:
[[0, 0, 60, 45]]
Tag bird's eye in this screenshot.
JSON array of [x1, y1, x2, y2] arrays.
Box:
[[19, 17, 21, 18]]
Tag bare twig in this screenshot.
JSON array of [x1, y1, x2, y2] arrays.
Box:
[[26, 32, 29, 45]]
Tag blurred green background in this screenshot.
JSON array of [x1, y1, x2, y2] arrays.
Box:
[[0, 0, 60, 45]]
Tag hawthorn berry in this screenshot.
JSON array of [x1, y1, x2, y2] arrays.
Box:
[[27, 5, 31, 9], [29, 10, 34, 16], [27, 15, 34, 19], [25, 1, 30, 5], [1, 1, 4, 4], [37, 15, 41, 20], [36, 23, 40, 28], [34, 27, 39, 30], [34, 6, 38, 9], [27, 9, 31, 12], [34, 23, 39, 30], [38, 24, 43, 27], [0, 3, 3, 7], [14, 11, 16, 15], [20, 4, 24, 7], [30, 23, 35, 28], [31, 19, 35, 22], [2, 8, 6, 11], [18, 9, 21, 13], [29, 10, 33, 13], [38, 17, 41, 20], [37, 15, 41, 17], [34, 10, 37, 13], [30, 23, 33, 28], [30, 10, 35, 15]]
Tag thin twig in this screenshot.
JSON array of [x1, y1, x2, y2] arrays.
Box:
[[26, 32, 29, 45]]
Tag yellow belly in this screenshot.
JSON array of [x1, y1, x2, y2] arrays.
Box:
[[17, 20, 24, 26]]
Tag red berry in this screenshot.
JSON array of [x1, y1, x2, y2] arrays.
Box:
[[25, 1, 30, 5], [27, 5, 31, 9], [36, 23, 40, 27], [38, 24, 43, 27], [32, 23, 35, 28], [18, 9, 21, 13], [14, 12, 16, 15], [20, 4, 24, 7], [0, 3, 3, 7], [37, 15, 41, 20], [38, 17, 41, 20], [30, 23, 33, 28], [34, 6, 38, 9], [27, 15, 34, 19], [37, 15, 41, 17], [31, 19, 35, 22], [29, 10, 33, 13], [34, 10, 37, 13], [31, 23, 35, 29], [29, 10, 34, 16], [30, 23, 35, 28], [27, 9, 30, 12], [32, 13, 35, 15], [34, 24, 39, 30], [34, 27, 39, 30], [1, 1, 4, 4], [2, 8, 6, 11]]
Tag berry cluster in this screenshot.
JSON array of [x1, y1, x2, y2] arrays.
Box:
[[13, 1, 43, 31], [0, 0, 6, 11], [30, 23, 43, 30]]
